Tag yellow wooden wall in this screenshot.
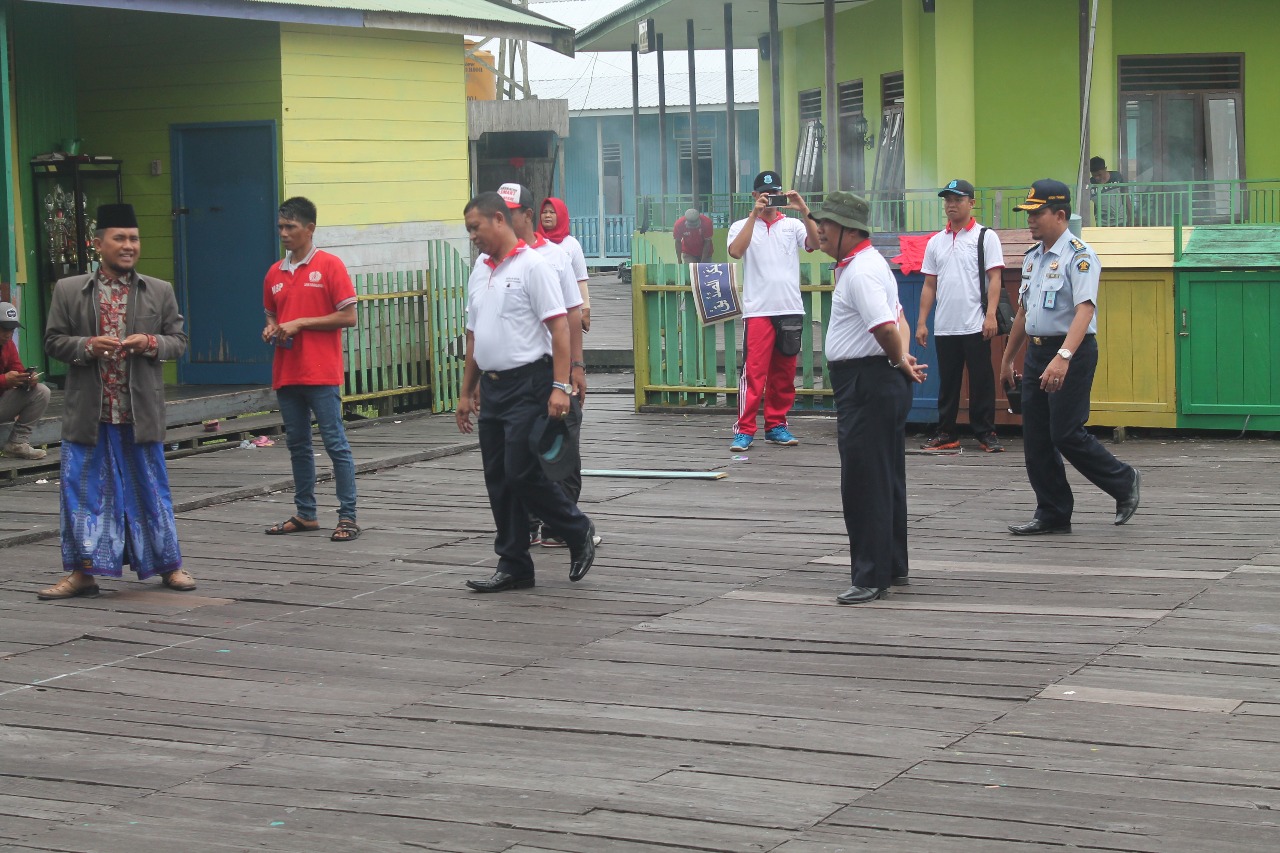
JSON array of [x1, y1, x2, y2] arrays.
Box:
[[1084, 228, 1182, 428], [278, 25, 469, 227], [73, 10, 284, 286]]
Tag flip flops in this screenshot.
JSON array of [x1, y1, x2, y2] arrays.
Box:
[[265, 515, 320, 535]]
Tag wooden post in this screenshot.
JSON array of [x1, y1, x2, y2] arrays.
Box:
[[687, 19, 700, 211], [824, 0, 837, 192], [769, 0, 782, 174], [657, 33, 669, 201], [724, 3, 738, 196], [631, 41, 642, 255]]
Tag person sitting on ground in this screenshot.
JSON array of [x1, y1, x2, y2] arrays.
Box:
[[0, 302, 52, 460], [674, 207, 715, 264]]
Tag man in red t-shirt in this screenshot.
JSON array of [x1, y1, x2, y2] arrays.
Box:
[[260, 197, 361, 542], [673, 208, 714, 264]]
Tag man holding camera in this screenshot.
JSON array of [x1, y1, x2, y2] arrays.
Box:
[[0, 302, 51, 460], [1001, 180, 1140, 536], [726, 170, 819, 451]]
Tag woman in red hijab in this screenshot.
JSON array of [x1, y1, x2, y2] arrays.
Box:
[[539, 198, 591, 331]]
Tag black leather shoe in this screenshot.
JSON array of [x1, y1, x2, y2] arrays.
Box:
[[569, 521, 597, 582], [891, 576, 911, 586], [836, 586, 889, 605], [1008, 518, 1072, 536], [466, 571, 534, 593], [1115, 468, 1141, 526]]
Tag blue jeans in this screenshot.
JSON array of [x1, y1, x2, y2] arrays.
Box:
[[276, 385, 357, 522]]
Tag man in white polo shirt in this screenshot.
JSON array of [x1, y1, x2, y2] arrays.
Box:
[[812, 192, 927, 605], [499, 181, 588, 548], [456, 191, 597, 593], [726, 170, 819, 451], [916, 179, 1005, 453]]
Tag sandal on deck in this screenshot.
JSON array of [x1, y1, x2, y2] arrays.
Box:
[[331, 519, 361, 542], [265, 516, 320, 535]]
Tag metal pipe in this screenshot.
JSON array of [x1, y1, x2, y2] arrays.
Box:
[[687, 19, 700, 209], [632, 41, 642, 231], [769, 0, 782, 174], [657, 33, 669, 199], [824, 0, 837, 191], [1076, 0, 1099, 224]]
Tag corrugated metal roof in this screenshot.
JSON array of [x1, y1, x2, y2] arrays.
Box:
[[536, 69, 758, 111], [245, 0, 561, 28]]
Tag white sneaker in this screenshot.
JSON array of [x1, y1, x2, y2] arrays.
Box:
[[3, 442, 47, 460]]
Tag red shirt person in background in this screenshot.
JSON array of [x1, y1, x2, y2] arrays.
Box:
[[0, 301, 51, 460], [674, 208, 715, 264], [261, 196, 361, 543]]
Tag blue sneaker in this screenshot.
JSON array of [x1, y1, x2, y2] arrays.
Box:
[[730, 433, 754, 451], [765, 425, 799, 446]]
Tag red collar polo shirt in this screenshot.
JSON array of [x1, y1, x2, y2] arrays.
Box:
[[919, 218, 1004, 336], [725, 212, 809, 318], [263, 247, 358, 389], [826, 240, 901, 361], [466, 242, 567, 372]]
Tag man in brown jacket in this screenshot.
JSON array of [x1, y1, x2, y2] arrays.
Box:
[[39, 203, 194, 600]]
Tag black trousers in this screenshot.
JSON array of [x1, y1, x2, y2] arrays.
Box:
[[935, 332, 995, 436], [479, 362, 591, 579], [831, 357, 912, 589], [1021, 336, 1133, 525]]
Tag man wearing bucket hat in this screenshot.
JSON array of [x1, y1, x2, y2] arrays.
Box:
[[0, 302, 51, 460], [1001, 180, 1140, 536], [726, 170, 819, 451], [811, 192, 927, 605]]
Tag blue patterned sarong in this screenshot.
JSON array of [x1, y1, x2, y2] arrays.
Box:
[[59, 423, 183, 579]]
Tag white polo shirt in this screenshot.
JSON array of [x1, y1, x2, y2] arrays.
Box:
[[920, 219, 1004, 336], [726, 213, 809, 318], [466, 242, 567, 372], [825, 240, 901, 361], [558, 234, 589, 283], [531, 235, 584, 309]]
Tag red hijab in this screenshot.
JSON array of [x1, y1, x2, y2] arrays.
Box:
[[538, 197, 572, 244]]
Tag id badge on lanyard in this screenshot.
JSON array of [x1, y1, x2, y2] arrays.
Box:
[[1043, 290, 1056, 309]]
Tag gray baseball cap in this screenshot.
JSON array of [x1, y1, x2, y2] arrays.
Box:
[[0, 302, 21, 330]]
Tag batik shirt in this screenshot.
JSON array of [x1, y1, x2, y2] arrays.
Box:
[[96, 273, 132, 424]]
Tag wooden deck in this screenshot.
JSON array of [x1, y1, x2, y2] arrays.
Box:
[[2, 385, 1278, 852]]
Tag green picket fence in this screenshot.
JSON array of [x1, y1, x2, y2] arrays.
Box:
[[342, 239, 470, 414], [632, 235, 837, 411]]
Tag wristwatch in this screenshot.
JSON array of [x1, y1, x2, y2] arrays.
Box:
[[551, 381, 573, 394], [1056, 348, 1073, 361]]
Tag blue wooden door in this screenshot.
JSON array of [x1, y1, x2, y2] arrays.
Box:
[[896, 272, 940, 424], [172, 122, 278, 384]]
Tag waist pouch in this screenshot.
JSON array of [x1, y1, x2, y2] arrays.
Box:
[[771, 314, 805, 357]]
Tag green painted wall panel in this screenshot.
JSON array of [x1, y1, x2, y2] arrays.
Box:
[[1111, 0, 1280, 183], [973, 0, 1079, 189]]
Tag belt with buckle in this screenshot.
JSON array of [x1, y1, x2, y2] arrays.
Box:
[[483, 355, 551, 381], [1029, 334, 1092, 347]]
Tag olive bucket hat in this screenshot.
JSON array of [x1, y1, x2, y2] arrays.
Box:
[[807, 191, 873, 233]]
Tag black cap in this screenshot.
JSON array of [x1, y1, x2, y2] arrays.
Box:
[[753, 170, 782, 193], [938, 179, 975, 198], [1089, 156, 1107, 172], [1014, 179, 1071, 211], [96, 203, 138, 230], [497, 183, 535, 210], [528, 401, 581, 482]]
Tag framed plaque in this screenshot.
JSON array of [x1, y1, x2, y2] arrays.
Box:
[[689, 263, 742, 326]]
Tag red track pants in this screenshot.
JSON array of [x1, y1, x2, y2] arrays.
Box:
[[736, 316, 798, 435]]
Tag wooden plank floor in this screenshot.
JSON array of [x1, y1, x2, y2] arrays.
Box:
[[2, 393, 1279, 852]]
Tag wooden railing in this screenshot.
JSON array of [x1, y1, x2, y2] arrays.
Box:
[[631, 235, 835, 411], [341, 240, 470, 414]]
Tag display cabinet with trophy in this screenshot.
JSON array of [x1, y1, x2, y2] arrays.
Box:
[[29, 155, 123, 383]]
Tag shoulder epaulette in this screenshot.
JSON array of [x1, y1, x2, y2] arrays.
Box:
[[1069, 238, 1086, 252]]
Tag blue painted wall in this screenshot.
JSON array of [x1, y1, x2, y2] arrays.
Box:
[[557, 108, 760, 255]]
